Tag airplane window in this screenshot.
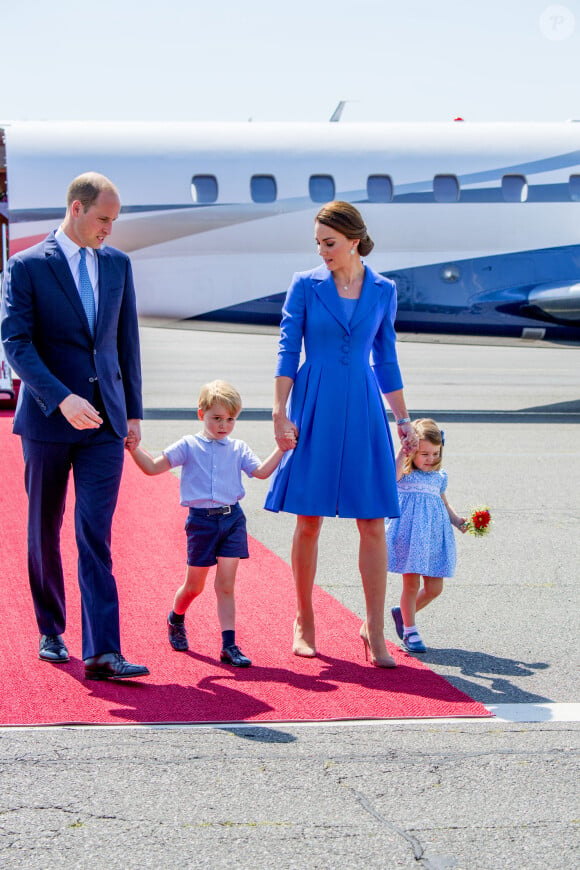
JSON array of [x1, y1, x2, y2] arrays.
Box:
[[367, 175, 393, 203], [433, 175, 459, 203], [309, 175, 335, 203], [569, 175, 580, 201], [502, 174, 528, 202], [251, 175, 277, 203], [191, 175, 218, 204]]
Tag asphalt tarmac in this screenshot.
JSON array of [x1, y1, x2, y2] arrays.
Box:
[[1, 324, 578, 870]]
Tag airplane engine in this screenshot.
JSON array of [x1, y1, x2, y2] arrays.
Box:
[[527, 282, 580, 323]]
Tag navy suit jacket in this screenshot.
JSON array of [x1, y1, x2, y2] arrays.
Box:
[[1, 231, 143, 441]]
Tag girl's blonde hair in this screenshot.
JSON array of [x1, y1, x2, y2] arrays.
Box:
[[198, 380, 242, 416], [403, 418, 444, 475]]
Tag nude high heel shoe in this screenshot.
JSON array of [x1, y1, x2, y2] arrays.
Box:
[[360, 623, 396, 668], [293, 618, 316, 657]]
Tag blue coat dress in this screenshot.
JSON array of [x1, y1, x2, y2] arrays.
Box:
[[265, 264, 403, 519]]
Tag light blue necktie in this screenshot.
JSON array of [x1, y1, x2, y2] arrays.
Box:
[[78, 247, 96, 336]]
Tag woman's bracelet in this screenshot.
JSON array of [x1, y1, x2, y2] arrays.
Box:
[[396, 417, 411, 425]]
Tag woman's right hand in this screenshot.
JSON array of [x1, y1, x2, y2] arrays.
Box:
[[274, 413, 299, 452]]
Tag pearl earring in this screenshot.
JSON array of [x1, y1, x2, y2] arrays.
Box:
[[350, 247, 355, 255]]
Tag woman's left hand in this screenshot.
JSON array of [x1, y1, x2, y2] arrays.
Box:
[[398, 421, 418, 454]]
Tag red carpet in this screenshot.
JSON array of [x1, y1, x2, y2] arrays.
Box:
[[0, 414, 491, 726]]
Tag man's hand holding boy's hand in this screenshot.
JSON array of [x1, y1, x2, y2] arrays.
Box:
[[125, 422, 141, 451]]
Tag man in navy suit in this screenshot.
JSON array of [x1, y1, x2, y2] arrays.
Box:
[[1, 172, 149, 680]]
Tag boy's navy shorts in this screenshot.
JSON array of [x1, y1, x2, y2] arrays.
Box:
[[185, 503, 249, 567]]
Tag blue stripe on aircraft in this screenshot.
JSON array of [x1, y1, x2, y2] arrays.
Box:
[[196, 243, 580, 339]]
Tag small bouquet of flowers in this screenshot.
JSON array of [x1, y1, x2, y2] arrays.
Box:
[[463, 507, 492, 537]]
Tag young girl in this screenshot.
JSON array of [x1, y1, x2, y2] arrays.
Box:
[[385, 418, 467, 653]]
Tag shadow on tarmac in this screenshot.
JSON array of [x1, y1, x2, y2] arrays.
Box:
[[419, 647, 551, 704], [217, 727, 298, 743]]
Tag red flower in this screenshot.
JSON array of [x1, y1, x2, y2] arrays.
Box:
[[466, 507, 492, 537], [472, 510, 490, 529]]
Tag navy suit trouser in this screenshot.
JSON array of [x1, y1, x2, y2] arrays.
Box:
[[22, 428, 125, 660]]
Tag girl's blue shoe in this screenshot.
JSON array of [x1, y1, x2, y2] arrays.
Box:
[[391, 606, 404, 640], [403, 631, 426, 653]]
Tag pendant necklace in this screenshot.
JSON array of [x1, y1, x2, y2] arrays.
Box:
[[343, 270, 363, 295]]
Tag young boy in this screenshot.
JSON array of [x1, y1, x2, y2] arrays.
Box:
[[128, 380, 288, 667]]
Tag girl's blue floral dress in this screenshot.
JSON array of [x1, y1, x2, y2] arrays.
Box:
[[385, 469, 457, 577]]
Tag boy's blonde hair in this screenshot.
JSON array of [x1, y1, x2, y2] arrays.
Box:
[[403, 418, 444, 475], [198, 380, 242, 416]]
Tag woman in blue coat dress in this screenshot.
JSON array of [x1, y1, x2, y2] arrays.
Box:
[[265, 202, 418, 667]]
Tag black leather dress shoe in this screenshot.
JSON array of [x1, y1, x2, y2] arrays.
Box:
[[84, 652, 150, 681], [39, 634, 69, 662], [220, 644, 252, 667]]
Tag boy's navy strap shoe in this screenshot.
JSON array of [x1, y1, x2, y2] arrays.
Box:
[[168, 614, 189, 651], [220, 644, 252, 667]]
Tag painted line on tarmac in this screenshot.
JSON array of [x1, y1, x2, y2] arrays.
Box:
[[2, 703, 579, 731], [144, 408, 580, 423], [485, 703, 579, 722]]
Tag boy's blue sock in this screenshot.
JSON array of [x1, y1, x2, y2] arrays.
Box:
[[222, 630, 236, 649]]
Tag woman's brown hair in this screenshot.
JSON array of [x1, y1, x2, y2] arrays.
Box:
[[315, 201, 374, 256]]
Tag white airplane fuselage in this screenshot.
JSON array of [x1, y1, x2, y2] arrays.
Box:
[[1, 120, 579, 338]]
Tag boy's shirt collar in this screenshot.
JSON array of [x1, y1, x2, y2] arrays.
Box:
[[197, 432, 230, 445]]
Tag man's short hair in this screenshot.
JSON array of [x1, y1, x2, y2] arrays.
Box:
[[66, 172, 119, 212]]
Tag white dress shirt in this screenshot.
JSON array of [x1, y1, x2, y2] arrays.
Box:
[[55, 227, 100, 312]]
